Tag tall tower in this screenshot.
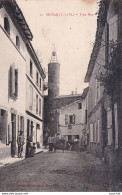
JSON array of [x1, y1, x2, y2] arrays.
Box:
[[47, 51, 60, 133], [48, 51, 60, 100]]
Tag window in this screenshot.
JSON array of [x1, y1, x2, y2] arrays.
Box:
[[36, 124, 40, 130], [15, 69, 18, 97], [78, 103, 82, 109], [30, 121, 33, 142], [69, 114, 75, 124], [39, 98, 41, 116], [29, 85, 33, 110], [65, 115, 68, 125], [36, 95, 38, 114], [36, 72, 39, 86], [16, 36, 20, 49], [0, 109, 7, 144], [95, 79, 100, 105], [20, 116, 24, 132], [4, 17, 10, 35], [40, 78, 41, 90], [30, 60, 33, 77], [10, 64, 18, 99]]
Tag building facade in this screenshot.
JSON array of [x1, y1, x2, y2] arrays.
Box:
[[85, 0, 122, 166], [0, 0, 45, 159], [57, 88, 88, 145], [26, 42, 45, 149]]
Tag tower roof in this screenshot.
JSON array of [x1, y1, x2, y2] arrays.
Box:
[[50, 51, 58, 63]]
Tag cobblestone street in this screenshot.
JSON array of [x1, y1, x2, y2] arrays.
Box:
[[0, 150, 121, 192]]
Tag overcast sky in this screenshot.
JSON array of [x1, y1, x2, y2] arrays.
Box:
[[16, 0, 99, 95]]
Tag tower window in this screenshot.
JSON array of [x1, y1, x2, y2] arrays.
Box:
[[4, 17, 10, 35], [16, 36, 20, 49]]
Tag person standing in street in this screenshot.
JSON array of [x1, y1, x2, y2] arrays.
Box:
[[52, 135, 57, 152], [48, 135, 53, 152], [17, 131, 24, 158]]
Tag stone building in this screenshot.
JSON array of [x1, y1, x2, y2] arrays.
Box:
[[84, 0, 122, 166], [0, 0, 45, 159], [26, 42, 45, 149], [57, 87, 88, 145]]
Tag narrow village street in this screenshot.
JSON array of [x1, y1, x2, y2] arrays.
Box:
[[0, 150, 121, 192]]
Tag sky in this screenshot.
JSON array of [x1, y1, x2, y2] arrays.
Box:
[[16, 0, 99, 95]]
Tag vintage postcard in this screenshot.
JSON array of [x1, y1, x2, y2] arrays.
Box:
[[0, 0, 122, 193]]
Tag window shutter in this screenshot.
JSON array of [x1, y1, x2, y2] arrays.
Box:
[[36, 95, 38, 114], [72, 114, 75, 124], [39, 98, 41, 115], [8, 123, 12, 143], [29, 86, 33, 109], [10, 64, 15, 96], [65, 115, 68, 125], [15, 69, 18, 97], [40, 78, 41, 89]]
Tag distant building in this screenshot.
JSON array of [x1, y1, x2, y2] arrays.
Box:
[[57, 87, 88, 145], [0, 0, 45, 159], [44, 51, 85, 140]]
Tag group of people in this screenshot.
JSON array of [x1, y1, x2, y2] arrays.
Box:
[[17, 132, 36, 158], [48, 135, 57, 152]]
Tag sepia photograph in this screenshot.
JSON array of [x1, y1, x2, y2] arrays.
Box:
[[0, 0, 122, 193]]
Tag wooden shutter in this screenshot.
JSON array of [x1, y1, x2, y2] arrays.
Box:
[[65, 115, 68, 125], [72, 114, 75, 124], [29, 85, 33, 109], [22, 117, 24, 131], [36, 95, 38, 114], [15, 69, 18, 97], [8, 123, 12, 143], [39, 98, 41, 115], [10, 64, 15, 96]]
